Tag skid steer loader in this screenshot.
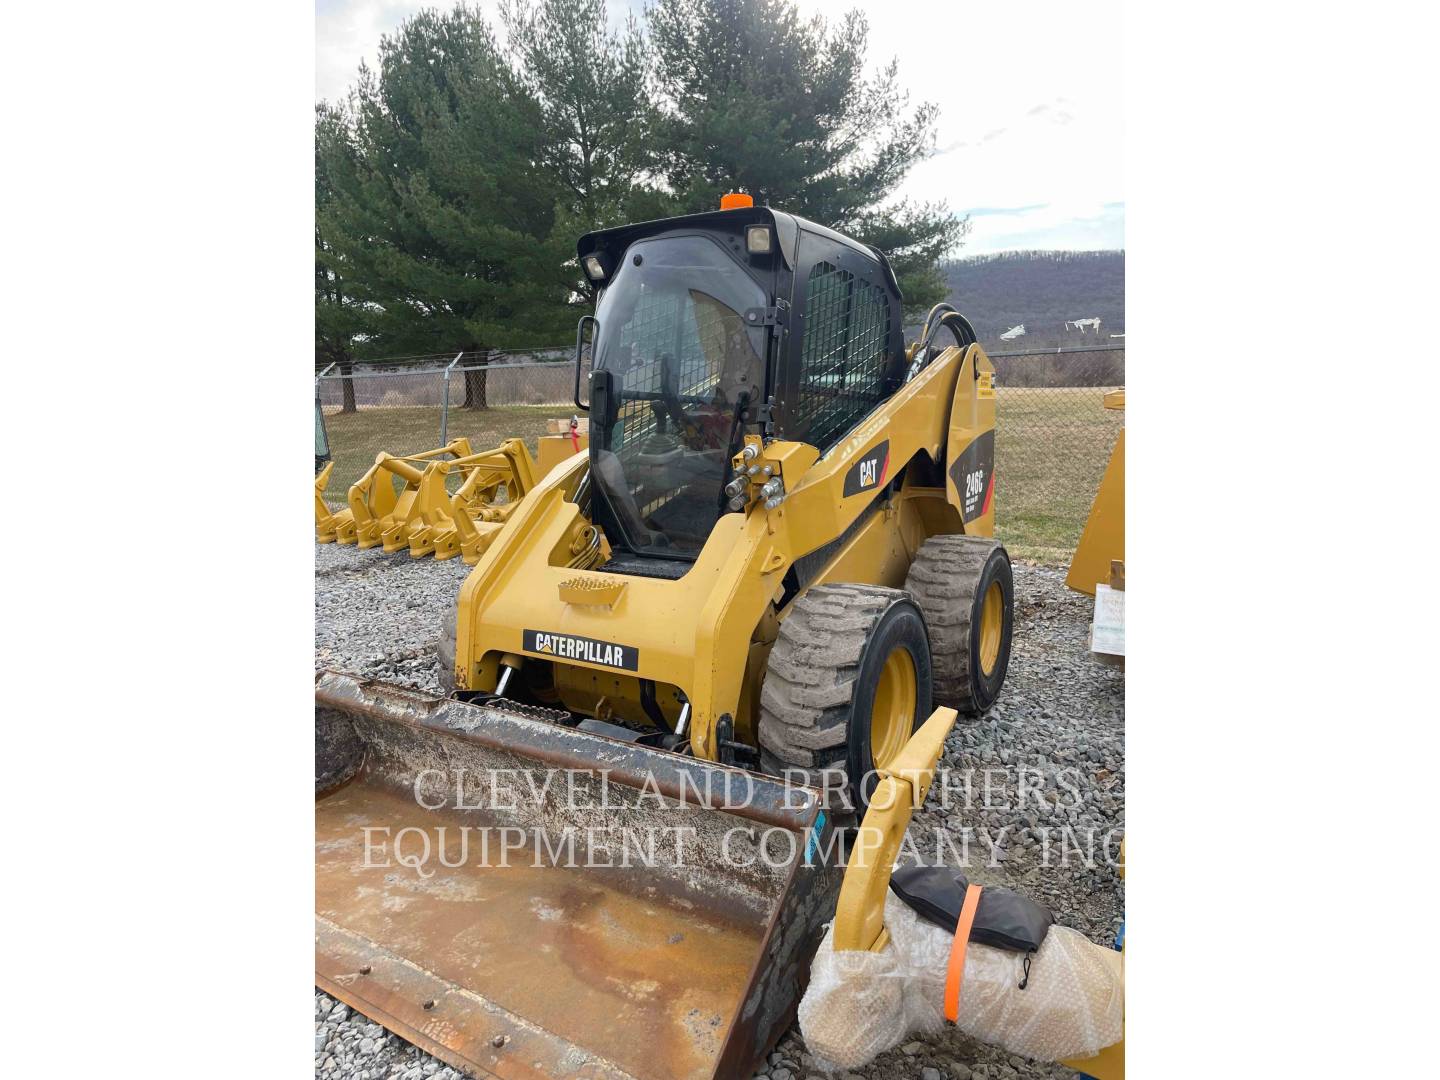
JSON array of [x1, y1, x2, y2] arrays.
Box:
[[316, 197, 1016, 1080]]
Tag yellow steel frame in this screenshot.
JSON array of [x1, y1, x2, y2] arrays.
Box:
[[315, 438, 574, 565], [417, 440, 537, 562], [317, 438, 474, 552], [832, 705, 958, 951]]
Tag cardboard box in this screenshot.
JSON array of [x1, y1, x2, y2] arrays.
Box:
[[545, 416, 589, 435]]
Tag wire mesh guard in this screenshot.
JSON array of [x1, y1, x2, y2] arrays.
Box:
[[794, 261, 892, 451]]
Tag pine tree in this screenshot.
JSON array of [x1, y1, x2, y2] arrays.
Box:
[[314, 103, 367, 412], [647, 0, 966, 311], [316, 5, 576, 407], [501, 0, 667, 233]]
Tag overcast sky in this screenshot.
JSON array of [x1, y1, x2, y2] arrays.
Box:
[[316, 0, 1123, 256]]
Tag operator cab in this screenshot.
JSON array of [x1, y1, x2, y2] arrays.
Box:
[[576, 198, 906, 569]]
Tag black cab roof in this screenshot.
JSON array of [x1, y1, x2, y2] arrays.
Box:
[[577, 205, 901, 300]]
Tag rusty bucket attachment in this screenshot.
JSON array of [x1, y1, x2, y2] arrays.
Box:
[[316, 671, 840, 1080]]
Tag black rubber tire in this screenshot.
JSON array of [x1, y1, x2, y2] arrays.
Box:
[[436, 599, 457, 694], [757, 583, 933, 815], [904, 535, 1014, 716]]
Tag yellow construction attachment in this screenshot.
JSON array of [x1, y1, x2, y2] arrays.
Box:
[[335, 438, 477, 553], [832, 705, 960, 952], [315, 670, 839, 1080], [315, 437, 580, 564], [315, 461, 339, 543], [410, 440, 537, 561], [1066, 388, 1125, 596]]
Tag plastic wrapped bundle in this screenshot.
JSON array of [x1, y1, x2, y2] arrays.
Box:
[[799, 893, 1123, 1069]]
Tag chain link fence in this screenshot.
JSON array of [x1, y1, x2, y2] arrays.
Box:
[[988, 345, 1124, 562], [317, 350, 585, 506], [317, 345, 1122, 564]]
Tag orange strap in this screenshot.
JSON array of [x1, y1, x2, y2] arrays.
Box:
[[943, 884, 984, 1023]]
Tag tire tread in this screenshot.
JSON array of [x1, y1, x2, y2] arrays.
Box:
[[904, 534, 1003, 715], [757, 583, 903, 775]]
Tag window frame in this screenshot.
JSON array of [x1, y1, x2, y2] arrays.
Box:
[[775, 228, 906, 453]]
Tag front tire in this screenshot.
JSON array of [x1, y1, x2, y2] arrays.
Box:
[[757, 583, 933, 814]]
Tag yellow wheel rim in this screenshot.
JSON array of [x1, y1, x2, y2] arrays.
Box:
[[979, 581, 1004, 675], [870, 648, 917, 770]]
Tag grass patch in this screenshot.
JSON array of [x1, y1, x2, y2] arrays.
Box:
[[320, 404, 565, 506], [320, 388, 1122, 566], [995, 386, 1122, 563]]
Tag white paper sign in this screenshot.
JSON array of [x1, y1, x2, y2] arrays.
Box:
[[1091, 583, 1126, 657]]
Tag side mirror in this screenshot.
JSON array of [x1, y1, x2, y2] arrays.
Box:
[[574, 315, 597, 411]]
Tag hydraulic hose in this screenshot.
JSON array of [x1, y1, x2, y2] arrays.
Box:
[[908, 303, 979, 380]]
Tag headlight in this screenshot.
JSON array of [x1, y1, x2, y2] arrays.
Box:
[[745, 225, 773, 255], [582, 254, 606, 281]]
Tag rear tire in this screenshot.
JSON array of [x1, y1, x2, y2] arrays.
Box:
[[905, 535, 1014, 716], [436, 600, 457, 694], [757, 583, 933, 815]]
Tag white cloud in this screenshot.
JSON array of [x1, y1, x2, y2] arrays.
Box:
[[963, 202, 1125, 255], [316, 0, 1123, 253], [315, 0, 478, 103], [789, 0, 1123, 253]]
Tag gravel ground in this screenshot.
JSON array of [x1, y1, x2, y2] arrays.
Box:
[[314, 544, 469, 692], [314, 543, 1124, 1080]]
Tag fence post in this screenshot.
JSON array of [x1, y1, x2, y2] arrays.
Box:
[[441, 351, 463, 446]]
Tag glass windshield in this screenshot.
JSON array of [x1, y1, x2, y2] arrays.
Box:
[[591, 234, 767, 557]]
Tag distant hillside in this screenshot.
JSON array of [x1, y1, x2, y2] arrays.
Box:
[[939, 250, 1125, 350]]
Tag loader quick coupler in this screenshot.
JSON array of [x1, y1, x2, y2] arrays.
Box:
[[449, 690, 574, 727]]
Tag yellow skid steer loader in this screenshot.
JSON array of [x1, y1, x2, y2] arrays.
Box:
[[317, 198, 1017, 1079]]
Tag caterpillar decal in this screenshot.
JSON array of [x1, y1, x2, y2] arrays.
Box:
[[843, 439, 890, 498], [948, 429, 995, 524], [523, 629, 639, 671]]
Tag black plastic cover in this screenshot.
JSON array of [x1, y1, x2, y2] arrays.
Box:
[[889, 865, 1056, 953]]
